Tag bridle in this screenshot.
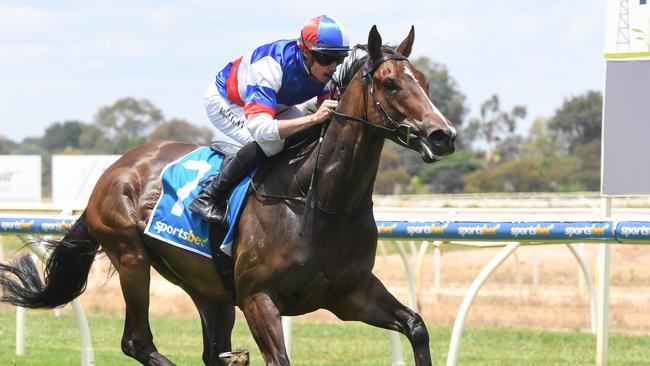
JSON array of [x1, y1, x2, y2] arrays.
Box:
[[331, 53, 418, 148]]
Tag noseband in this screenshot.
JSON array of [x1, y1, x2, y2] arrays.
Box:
[[331, 53, 417, 147]]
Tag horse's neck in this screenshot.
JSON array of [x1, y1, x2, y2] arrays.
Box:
[[311, 88, 384, 213]]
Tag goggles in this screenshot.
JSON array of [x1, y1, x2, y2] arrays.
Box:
[[311, 51, 348, 66]]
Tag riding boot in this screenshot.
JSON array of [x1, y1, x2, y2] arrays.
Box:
[[189, 141, 267, 223]]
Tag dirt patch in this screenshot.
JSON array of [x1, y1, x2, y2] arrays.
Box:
[[3, 243, 650, 333]]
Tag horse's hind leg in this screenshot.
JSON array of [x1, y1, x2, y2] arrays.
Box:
[[328, 274, 432, 366], [104, 236, 176, 366], [189, 293, 235, 366]]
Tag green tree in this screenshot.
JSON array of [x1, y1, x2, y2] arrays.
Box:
[[417, 151, 483, 193], [464, 94, 526, 164], [42, 120, 85, 152], [0, 135, 16, 154], [522, 117, 558, 159], [79, 124, 115, 153], [541, 155, 582, 192], [548, 90, 602, 154], [465, 158, 549, 193], [93, 97, 164, 152], [374, 144, 410, 194], [494, 135, 524, 163], [573, 142, 601, 190], [150, 118, 214, 144]]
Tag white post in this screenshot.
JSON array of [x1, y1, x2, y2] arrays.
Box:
[[389, 331, 406, 366], [566, 244, 598, 334], [531, 247, 539, 296], [72, 299, 95, 366], [514, 251, 522, 301], [434, 243, 441, 298], [281, 316, 292, 360], [578, 243, 586, 295], [16, 306, 25, 355], [447, 242, 521, 366], [395, 241, 418, 311], [386, 240, 422, 366], [596, 197, 612, 366], [416, 241, 430, 309]]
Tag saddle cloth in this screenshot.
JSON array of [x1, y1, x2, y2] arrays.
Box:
[[144, 146, 251, 257]]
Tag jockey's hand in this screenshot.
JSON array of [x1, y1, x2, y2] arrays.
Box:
[[312, 99, 338, 124]]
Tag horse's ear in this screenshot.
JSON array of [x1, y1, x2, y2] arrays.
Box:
[[367, 25, 382, 61], [396, 25, 415, 57]]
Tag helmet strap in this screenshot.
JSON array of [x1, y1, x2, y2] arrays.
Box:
[[302, 49, 318, 81]]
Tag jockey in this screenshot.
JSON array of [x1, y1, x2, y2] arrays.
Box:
[[190, 15, 351, 223]]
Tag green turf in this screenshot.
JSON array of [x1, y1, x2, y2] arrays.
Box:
[[1, 309, 649, 365]]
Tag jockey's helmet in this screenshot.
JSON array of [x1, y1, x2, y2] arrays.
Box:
[[298, 15, 350, 54]]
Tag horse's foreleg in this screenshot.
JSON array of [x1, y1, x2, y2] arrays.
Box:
[[241, 292, 290, 366], [329, 274, 431, 366]]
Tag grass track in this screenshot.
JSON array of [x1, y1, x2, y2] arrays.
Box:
[[1, 310, 649, 365]]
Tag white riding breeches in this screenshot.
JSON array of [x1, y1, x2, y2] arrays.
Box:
[[205, 81, 304, 157]]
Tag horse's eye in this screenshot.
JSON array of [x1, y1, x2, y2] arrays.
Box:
[[383, 79, 399, 92]]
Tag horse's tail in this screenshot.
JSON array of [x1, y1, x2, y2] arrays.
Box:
[[0, 211, 100, 308]]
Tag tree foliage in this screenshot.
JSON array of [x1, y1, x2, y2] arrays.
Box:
[[151, 118, 214, 145], [0, 135, 15, 154], [417, 151, 483, 193], [375, 144, 410, 194], [91, 97, 164, 152], [42, 120, 85, 151], [465, 158, 549, 193], [464, 94, 526, 164], [548, 90, 602, 153]]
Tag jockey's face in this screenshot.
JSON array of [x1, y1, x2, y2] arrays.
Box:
[[303, 50, 339, 84]]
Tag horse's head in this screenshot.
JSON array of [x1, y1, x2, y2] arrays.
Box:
[[359, 26, 457, 162]]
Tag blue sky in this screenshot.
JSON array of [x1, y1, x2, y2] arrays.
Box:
[[0, 1, 605, 142]]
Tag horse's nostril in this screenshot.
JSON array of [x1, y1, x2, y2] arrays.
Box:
[[429, 129, 451, 147]]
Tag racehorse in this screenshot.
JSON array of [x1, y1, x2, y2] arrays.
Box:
[[0, 26, 456, 366]]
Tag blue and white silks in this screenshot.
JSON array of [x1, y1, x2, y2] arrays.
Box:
[[144, 147, 251, 257]]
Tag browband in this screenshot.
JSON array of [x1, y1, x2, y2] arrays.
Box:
[[364, 54, 409, 77]]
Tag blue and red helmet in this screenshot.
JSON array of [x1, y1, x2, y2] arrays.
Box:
[[298, 15, 350, 53]]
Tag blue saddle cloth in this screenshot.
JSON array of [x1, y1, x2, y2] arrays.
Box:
[[144, 146, 251, 257]]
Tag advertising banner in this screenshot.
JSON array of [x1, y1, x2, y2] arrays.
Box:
[[602, 1, 650, 194], [376, 221, 616, 242], [52, 155, 120, 205], [0, 155, 41, 203]]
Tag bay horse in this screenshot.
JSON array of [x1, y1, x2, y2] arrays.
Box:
[[0, 26, 456, 366]]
